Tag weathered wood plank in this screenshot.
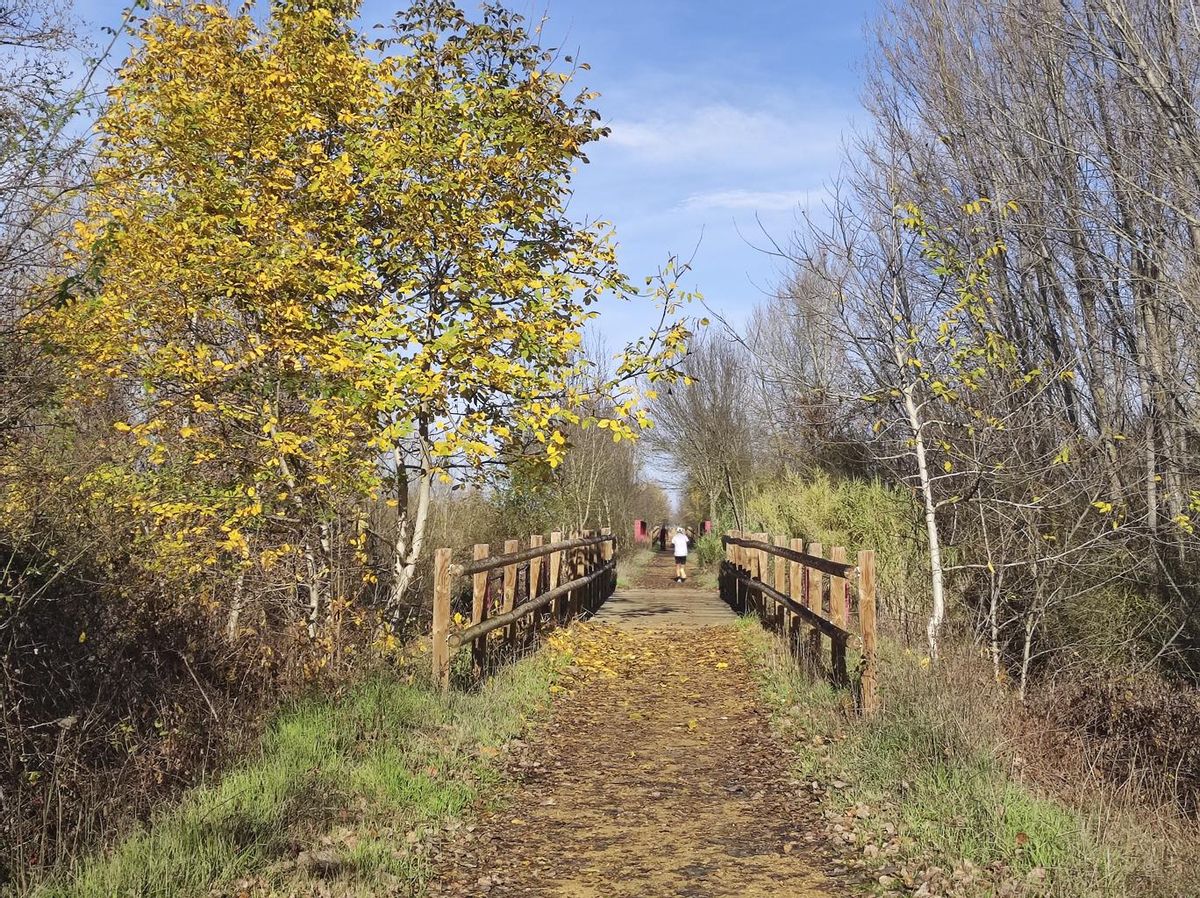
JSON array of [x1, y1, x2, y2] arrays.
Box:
[[859, 549, 878, 714], [432, 547, 452, 690], [471, 543, 489, 675], [722, 535, 855, 578]]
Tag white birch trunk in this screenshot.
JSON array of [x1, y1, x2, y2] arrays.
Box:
[[389, 460, 433, 614], [901, 377, 948, 660]]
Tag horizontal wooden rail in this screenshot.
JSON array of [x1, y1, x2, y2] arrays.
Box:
[[432, 527, 618, 689], [448, 561, 615, 648], [726, 566, 850, 641], [721, 530, 878, 713], [457, 534, 614, 576], [722, 534, 855, 579]]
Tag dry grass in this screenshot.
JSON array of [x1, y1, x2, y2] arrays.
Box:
[[739, 619, 1200, 898]]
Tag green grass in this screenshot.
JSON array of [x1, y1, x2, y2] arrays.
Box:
[[26, 657, 559, 898], [737, 619, 1200, 898]]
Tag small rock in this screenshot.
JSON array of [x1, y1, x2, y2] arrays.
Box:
[[297, 848, 341, 877]]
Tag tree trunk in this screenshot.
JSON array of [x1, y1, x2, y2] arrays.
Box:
[[226, 567, 246, 645], [389, 454, 433, 616], [901, 374, 948, 661]]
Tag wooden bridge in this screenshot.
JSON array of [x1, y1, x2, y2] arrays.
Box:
[[425, 525, 882, 896], [429, 526, 878, 711]]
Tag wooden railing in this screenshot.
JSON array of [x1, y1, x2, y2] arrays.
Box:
[[720, 531, 878, 713], [430, 529, 617, 688]]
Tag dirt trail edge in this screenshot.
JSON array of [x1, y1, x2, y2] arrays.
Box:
[[430, 555, 838, 897]]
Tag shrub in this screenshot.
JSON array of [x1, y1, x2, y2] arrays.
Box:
[[741, 620, 1200, 898], [693, 532, 724, 566]]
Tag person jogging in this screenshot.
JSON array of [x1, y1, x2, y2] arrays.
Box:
[[671, 526, 689, 583]]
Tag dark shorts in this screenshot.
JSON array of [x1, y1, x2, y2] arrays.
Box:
[[675, 554, 687, 564]]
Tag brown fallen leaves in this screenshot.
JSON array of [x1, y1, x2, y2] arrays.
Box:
[[429, 623, 845, 898]]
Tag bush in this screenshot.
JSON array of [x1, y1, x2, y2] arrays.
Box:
[[693, 532, 724, 566], [24, 655, 557, 898], [1039, 673, 1200, 814]]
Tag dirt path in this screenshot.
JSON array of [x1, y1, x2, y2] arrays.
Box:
[[430, 554, 837, 897]]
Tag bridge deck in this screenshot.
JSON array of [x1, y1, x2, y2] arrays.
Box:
[[592, 549, 739, 628], [592, 585, 738, 628]]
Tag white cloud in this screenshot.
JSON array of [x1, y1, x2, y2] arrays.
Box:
[[605, 103, 845, 169], [680, 188, 827, 212]]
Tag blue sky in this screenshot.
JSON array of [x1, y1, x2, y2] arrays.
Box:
[[489, 0, 880, 348], [76, 0, 878, 349]]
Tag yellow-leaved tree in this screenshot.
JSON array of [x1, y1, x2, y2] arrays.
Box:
[[44, 0, 691, 645]]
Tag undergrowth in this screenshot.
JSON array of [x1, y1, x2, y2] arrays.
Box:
[[739, 618, 1200, 898], [616, 546, 655, 588], [19, 655, 559, 898], [741, 472, 930, 639]]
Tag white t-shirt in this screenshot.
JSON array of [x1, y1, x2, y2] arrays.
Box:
[[672, 532, 689, 557]]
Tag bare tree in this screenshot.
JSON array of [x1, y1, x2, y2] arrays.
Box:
[[649, 332, 755, 528]]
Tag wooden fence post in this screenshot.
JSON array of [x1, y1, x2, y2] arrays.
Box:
[[601, 527, 614, 601], [729, 530, 739, 614], [752, 532, 768, 619], [788, 538, 804, 659], [575, 531, 587, 616], [529, 534, 544, 641], [471, 543, 489, 675], [432, 547, 452, 690], [548, 531, 563, 624], [858, 549, 878, 714], [772, 535, 788, 632], [720, 530, 729, 600], [830, 546, 849, 686], [582, 529, 594, 612], [744, 532, 757, 616], [806, 543, 824, 669], [503, 538, 519, 648], [737, 530, 749, 614]]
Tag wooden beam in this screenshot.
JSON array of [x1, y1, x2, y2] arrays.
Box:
[[728, 569, 850, 641], [830, 546, 849, 686], [859, 549, 878, 714], [431, 547, 452, 690], [772, 534, 788, 632], [601, 526, 614, 602], [471, 543, 489, 675], [503, 538, 519, 646], [529, 534, 544, 641], [450, 562, 617, 648], [721, 535, 855, 578], [788, 537, 804, 653], [459, 534, 614, 576], [548, 530, 563, 623], [752, 532, 768, 619], [806, 542, 824, 666]]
